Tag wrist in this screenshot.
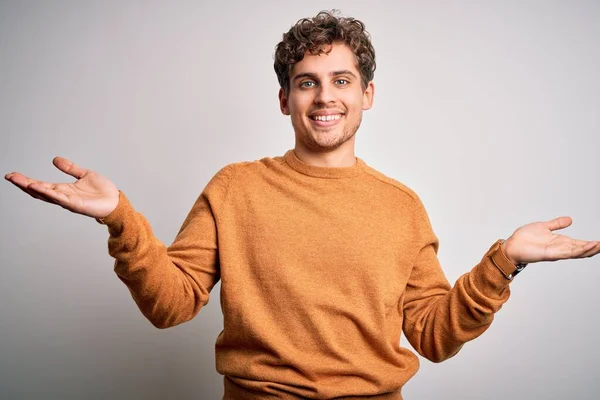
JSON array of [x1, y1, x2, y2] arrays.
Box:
[[492, 239, 528, 280], [501, 238, 520, 266]]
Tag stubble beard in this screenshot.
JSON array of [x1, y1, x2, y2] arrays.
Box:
[[292, 117, 362, 153]]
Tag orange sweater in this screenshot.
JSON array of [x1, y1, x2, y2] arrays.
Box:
[[98, 150, 516, 399]]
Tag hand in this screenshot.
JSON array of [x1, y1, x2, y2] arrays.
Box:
[[5, 157, 119, 219], [502, 217, 600, 265]]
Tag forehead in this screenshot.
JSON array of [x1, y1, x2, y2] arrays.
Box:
[[290, 42, 359, 77]]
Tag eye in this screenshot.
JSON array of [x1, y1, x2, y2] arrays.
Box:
[[335, 79, 349, 85], [300, 81, 316, 88]]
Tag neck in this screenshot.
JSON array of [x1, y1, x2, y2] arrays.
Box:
[[293, 140, 356, 168]]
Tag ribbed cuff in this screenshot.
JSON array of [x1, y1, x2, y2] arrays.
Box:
[[472, 239, 518, 293]]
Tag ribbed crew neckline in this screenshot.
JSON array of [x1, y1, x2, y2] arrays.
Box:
[[284, 149, 365, 179]]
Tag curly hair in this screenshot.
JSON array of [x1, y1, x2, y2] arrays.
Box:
[[274, 10, 376, 95]]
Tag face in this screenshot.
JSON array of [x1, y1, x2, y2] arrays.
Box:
[[279, 42, 374, 154]]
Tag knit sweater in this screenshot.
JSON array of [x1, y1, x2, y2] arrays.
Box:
[[97, 149, 516, 399]]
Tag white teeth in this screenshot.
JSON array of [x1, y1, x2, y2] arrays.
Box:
[[312, 114, 342, 121]]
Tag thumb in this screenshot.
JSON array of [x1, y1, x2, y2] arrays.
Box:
[[52, 157, 88, 180], [546, 216, 573, 232]]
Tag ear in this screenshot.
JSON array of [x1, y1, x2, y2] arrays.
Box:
[[279, 88, 290, 115], [362, 81, 375, 111]]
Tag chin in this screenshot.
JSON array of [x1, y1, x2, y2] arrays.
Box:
[[293, 120, 357, 151], [308, 134, 352, 151]]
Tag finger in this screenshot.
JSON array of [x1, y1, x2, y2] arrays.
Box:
[[578, 242, 600, 259], [549, 236, 597, 261], [53, 157, 88, 180], [546, 216, 573, 232], [6, 173, 56, 194], [572, 238, 596, 248], [9, 179, 59, 204], [23, 186, 58, 204], [5, 172, 41, 189], [6, 173, 70, 207], [28, 183, 72, 208]]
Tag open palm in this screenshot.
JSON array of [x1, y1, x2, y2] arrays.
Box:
[[5, 157, 119, 219], [504, 217, 600, 265]]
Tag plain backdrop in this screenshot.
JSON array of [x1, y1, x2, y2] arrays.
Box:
[[1, 1, 599, 399]]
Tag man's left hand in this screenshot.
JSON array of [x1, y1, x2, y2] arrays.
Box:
[[502, 216, 599, 266]]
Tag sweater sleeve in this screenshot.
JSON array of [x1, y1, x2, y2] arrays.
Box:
[[96, 164, 236, 329], [401, 196, 514, 362]]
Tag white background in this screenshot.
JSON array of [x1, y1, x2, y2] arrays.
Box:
[[1, 1, 599, 399]]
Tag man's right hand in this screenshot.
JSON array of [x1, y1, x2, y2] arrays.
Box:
[[5, 157, 120, 219]]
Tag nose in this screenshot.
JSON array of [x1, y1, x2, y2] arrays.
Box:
[[314, 82, 335, 105]]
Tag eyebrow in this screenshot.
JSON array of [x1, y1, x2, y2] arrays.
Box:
[[292, 70, 358, 82]]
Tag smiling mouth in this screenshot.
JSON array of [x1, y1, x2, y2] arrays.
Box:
[[309, 114, 343, 121]]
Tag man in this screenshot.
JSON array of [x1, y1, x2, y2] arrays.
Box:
[[5, 10, 599, 400]]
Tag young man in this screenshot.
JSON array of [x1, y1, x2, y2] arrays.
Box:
[[5, 10, 599, 400]]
